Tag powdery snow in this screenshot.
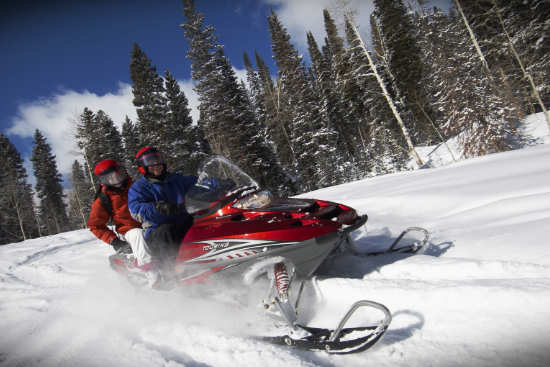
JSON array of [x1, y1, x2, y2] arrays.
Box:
[[1, 113, 549, 367]]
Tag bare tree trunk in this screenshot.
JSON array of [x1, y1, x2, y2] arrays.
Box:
[[415, 98, 458, 162], [34, 209, 42, 237], [11, 194, 27, 241], [73, 189, 88, 228], [82, 150, 97, 194], [346, 16, 424, 167], [273, 78, 297, 166], [454, 0, 492, 78], [492, 0, 550, 131]]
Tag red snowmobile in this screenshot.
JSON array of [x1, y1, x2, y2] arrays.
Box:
[[110, 156, 429, 354]]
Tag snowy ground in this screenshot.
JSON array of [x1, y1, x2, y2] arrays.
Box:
[[1, 114, 549, 367]]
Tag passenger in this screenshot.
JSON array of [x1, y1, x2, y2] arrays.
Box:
[[88, 159, 160, 287], [128, 147, 198, 265]]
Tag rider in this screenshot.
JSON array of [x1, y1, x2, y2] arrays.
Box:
[[128, 146, 198, 264], [88, 159, 160, 287]]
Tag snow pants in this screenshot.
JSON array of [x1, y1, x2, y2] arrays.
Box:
[[123, 228, 155, 267], [145, 217, 193, 263]]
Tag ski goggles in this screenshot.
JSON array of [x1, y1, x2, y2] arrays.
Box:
[[98, 167, 127, 186], [138, 151, 165, 167]]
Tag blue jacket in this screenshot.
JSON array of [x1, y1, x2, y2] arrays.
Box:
[[128, 173, 198, 237]]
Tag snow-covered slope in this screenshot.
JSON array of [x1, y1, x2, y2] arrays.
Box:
[[1, 115, 549, 367]]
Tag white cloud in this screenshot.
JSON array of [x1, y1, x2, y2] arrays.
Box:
[[7, 80, 200, 180], [261, 0, 375, 56], [177, 79, 200, 123]]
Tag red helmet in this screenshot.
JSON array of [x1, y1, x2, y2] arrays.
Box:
[[94, 159, 127, 187], [136, 146, 165, 175]]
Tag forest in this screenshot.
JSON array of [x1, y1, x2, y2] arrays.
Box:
[[1, 0, 548, 245]]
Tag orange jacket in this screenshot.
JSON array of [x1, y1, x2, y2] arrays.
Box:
[[88, 179, 142, 245]]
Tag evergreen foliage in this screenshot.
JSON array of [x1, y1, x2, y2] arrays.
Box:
[[181, 0, 291, 194], [415, 4, 524, 157], [0, 133, 39, 245], [121, 116, 141, 178], [130, 42, 167, 147], [68, 160, 94, 229], [75, 107, 124, 178], [267, 10, 344, 191], [373, 0, 439, 145], [30, 130, 69, 235]]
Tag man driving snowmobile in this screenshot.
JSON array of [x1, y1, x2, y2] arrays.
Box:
[[128, 146, 198, 266], [88, 159, 160, 287]]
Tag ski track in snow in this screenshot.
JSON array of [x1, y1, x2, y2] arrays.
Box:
[[1, 115, 550, 366]]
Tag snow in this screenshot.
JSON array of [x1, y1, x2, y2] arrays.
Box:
[[1, 112, 550, 367]]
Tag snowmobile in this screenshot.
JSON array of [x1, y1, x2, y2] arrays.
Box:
[[109, 156, 429, 354]]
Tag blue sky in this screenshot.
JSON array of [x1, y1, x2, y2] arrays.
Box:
[[1, 0, 449, 182]]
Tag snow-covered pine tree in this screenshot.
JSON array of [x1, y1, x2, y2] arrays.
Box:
[[267, 10, 343, 191], [68, 160, 94, 229], [163, 70, 205, 174], [436, 2, 524, 156], [306, 30, 358, 181], [30, 130, 69, 235], [254, 51, 296, 172], [95, 110, 124, 164], [0, 133, 39, 244], [121, 116, 141, 179], [129, 42, 167, 147], [413, 7, 458, 161], [425, 6, 522, 158], [345, 15, 419, 171], [243, 52, 267, 132], [320, 9, 369, 178], [373, 0, 438, 145], [489, 0, 550, 129], [322, 9, 375, 176], [75, 107, 101, 185], [181, 0, 290, 194]]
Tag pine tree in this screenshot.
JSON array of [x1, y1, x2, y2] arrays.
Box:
[[95, 110, 124, 164], [163, 70, 204, 174], [130, 42, 167, 147], [75, 107, 101, 185], [121, 116, 141, 179], [181, 0, 291, 194], [426, 5, 523, 158], [345, 15, 420, 169], [68, 160, 94, 229], [306, 29, 358, 180], [254, 51, 296, 172], [0, 133, 39, 244], [373, 0, 438, 144], [30, 130, 69, 235], [76, 108, 125, 181], [267, 10, 343, 191], [322, 9, 374, 176]]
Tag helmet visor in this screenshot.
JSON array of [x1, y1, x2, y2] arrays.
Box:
[[98, 167, 127, 186], [139, 151, 164, 167]]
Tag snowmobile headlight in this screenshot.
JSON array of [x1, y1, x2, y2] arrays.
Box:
[[233, 190, 273, 209]]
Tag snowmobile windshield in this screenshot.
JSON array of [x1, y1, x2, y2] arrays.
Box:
[[185, 156, 261, 214]]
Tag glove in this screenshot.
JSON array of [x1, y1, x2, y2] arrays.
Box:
[[155, 200, 182, 216], [111, 237, 129, 252]]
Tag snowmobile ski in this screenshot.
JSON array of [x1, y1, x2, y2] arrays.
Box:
[[261, 300, 391, 354]]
